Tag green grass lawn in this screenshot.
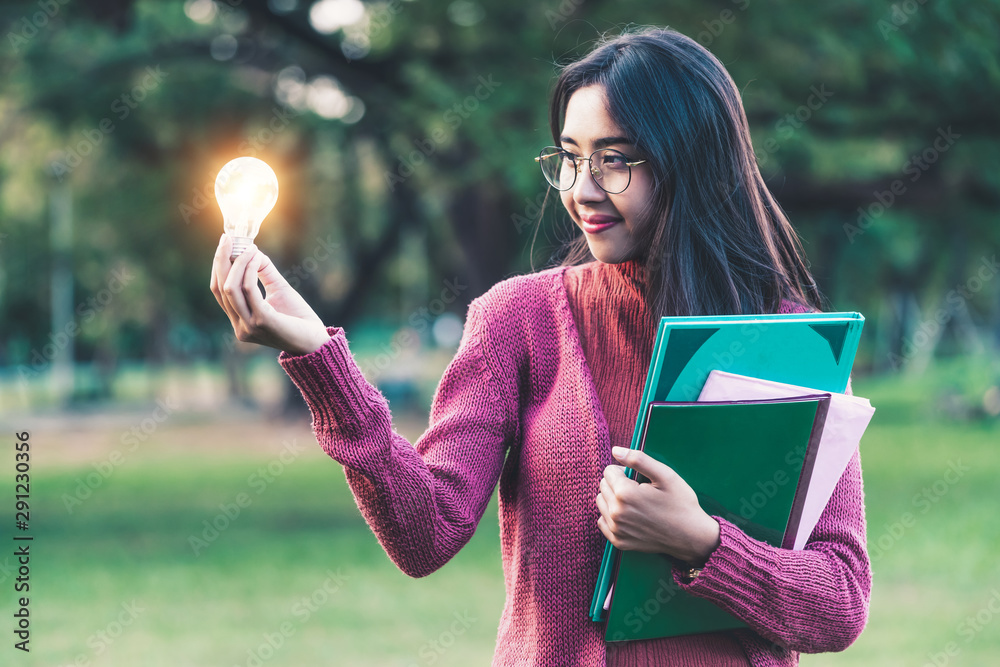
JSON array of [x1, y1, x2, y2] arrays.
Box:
[[4, 354, 1000, 666], [7, 415, 506, 667]]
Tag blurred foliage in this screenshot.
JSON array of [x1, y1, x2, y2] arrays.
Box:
[[0, 0, 998, 382]]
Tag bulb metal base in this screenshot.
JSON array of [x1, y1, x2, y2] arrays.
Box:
[[229, 236, 254, 261]]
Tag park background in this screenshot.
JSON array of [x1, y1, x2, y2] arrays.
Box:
[[1, 0, 999, 665]]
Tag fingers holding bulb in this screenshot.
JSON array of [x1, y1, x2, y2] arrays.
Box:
[[242, 249, 270, 315], [209, 223, 328, 354], [222, 244, 259, 333], [211, 235, 237, 319], [210, 235, 224, 297]]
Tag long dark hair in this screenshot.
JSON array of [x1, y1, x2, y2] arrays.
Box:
[[546, 27, 827, 317]]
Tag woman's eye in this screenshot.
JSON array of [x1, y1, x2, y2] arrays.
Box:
[[602, 154, 628, 169]]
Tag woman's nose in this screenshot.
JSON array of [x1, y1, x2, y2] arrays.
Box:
[[573, 160, 607, 204]]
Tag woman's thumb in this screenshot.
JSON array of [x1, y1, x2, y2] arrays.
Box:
[[612, 446, 670, 486], [253, 251, 289, 292]]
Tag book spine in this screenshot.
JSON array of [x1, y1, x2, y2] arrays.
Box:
[[588, 321, 667, 621], [782, 394, 831, 549]]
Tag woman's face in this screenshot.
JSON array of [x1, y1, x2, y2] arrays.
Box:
[[559, 84, 655, 264]]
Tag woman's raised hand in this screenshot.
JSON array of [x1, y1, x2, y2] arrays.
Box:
[[210, 234, 331, 356], [597, 446, 721, 566]]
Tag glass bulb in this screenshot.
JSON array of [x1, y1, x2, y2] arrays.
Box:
[[215, 157, 279, 260]]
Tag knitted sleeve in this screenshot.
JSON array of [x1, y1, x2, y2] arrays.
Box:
[[676, 381, 871, 656], [276, 297, 517, 577]]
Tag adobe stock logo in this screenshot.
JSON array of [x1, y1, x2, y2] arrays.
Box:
[[756, 85, 834, 167], [48, 67, 170, 180], [844, 126, 960, 243], [6, 0, 71, 53], [383, 75, 502, 191]]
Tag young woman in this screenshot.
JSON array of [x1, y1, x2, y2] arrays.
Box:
[[210, 27, 870, 667]]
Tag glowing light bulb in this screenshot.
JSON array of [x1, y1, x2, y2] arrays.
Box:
[[215, 157, 279, 260]]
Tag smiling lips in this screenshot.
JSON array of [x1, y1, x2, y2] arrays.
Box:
[[580, 213, 622, 234]]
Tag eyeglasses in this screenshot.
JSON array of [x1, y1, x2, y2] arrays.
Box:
[[535, 146, 647, 194]]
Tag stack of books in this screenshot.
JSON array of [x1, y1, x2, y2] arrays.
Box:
[[591, 312, 876, 642]]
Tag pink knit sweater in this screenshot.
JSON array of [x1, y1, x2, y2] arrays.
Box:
[[278, 261, 871, 666]]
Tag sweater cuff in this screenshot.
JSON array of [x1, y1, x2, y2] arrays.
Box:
[[675, 517, 780, 600], [277, 326, 388, 436]]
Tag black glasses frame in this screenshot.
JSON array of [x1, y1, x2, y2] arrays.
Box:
[[534, 146, 647, 194]]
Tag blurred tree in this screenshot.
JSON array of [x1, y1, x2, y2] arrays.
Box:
[[0, 0, 997, 404]]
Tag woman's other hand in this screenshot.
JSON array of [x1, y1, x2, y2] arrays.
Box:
[[210, 234, 330, 356], [596, 446, 721, 566]]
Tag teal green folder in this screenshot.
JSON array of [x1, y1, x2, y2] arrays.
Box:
[[604, 395, 830, 641], [589, 311, 864, 623]]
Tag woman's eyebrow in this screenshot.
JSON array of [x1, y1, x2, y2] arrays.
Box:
[[560, 135, 633, 149]]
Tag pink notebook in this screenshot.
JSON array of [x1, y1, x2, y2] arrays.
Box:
[[698, 370, 875, 549]]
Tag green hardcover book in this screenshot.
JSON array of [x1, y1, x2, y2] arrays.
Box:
[[589, 311, 864, 622], [604, 395, 831, 641]]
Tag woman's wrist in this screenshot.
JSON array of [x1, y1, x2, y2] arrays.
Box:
[[685, 515, 721, 568], [283, 325, 331, 357]]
